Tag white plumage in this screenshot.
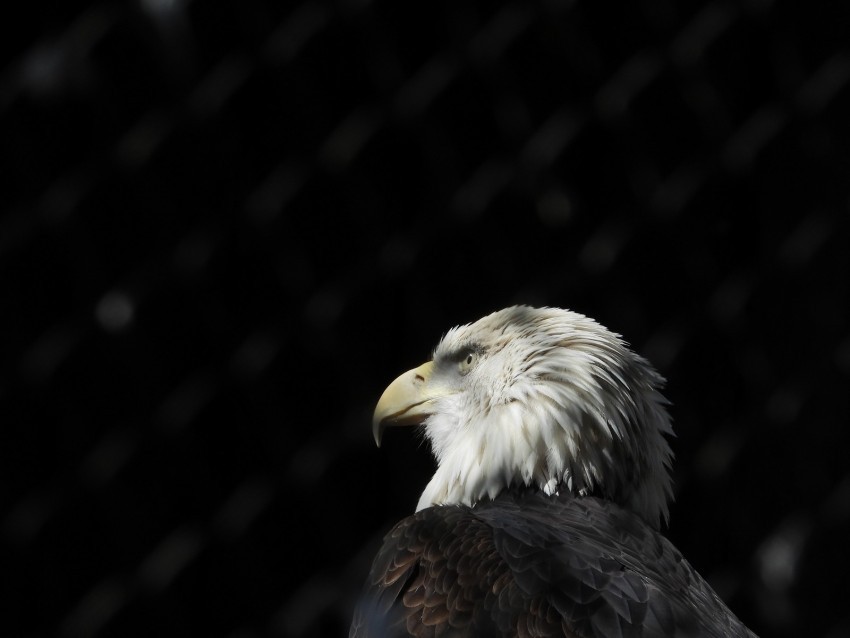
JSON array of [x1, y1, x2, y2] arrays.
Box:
[[381, 306, 674, 527]]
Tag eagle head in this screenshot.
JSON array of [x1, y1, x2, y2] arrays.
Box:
[[372, 306, 675, 529]]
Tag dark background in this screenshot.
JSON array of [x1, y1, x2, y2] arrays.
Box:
[[3, 1, 850, 637]]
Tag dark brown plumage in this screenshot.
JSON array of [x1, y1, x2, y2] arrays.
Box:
[[350, 488, 754, 637]]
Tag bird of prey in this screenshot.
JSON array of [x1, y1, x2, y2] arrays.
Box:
[[350, 306, 756, 637]]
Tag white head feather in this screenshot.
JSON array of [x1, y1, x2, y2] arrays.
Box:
[[412, 306, 674, 528]]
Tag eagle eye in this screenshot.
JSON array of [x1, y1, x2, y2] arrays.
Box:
[[457, 350, 477, 375]]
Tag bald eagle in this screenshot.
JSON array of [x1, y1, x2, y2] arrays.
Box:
[[351, 306, 755, 637]]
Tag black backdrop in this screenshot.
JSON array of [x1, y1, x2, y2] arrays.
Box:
[[3, 1, 850, 637]]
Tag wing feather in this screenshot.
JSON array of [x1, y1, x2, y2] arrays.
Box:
[[350, 490, 755, 638]]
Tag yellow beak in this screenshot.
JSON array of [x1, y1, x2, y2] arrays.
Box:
[[372, 361, 442, 447]]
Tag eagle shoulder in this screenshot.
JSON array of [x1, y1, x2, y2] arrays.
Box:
[[350, 489, 755, 638]]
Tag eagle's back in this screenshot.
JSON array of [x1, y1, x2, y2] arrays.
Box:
[[350, 489, 755, 638]]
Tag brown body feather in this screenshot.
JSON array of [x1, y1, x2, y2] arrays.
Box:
[[351, 488, 755, 638]]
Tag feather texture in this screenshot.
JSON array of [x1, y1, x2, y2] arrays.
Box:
[[417, 307, 673, 527], [351, 490, 754, 637]]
